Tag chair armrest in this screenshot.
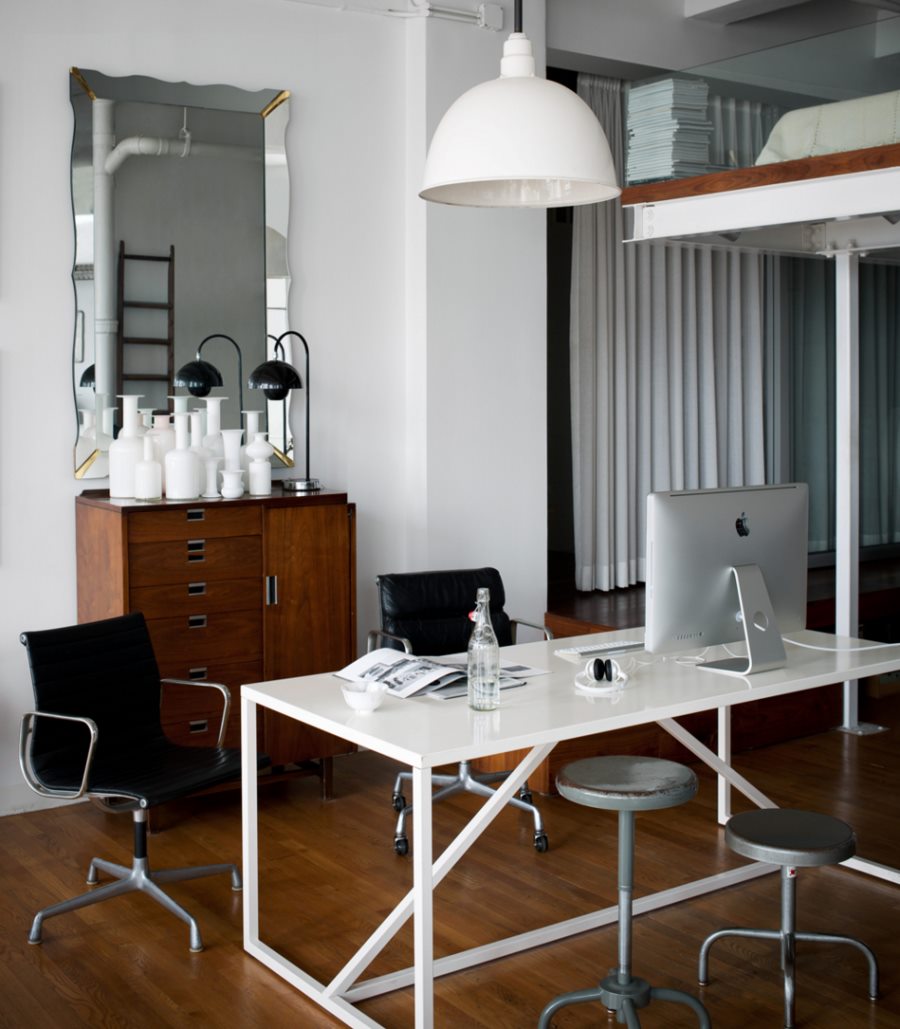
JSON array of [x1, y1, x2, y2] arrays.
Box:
[[19, 711, 98, 800], [510, 618, 554, 643], [366, 629, 414, 654], [161, 678, 231, 748]]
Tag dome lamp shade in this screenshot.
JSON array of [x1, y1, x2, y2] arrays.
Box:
[[420, 15, 620, 209]]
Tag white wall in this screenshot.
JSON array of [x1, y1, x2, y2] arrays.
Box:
[[0, 0, 549, 814]]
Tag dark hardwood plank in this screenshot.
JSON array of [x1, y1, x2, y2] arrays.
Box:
[[620, 141, 900, 206], [1, 695, 898, 1027]]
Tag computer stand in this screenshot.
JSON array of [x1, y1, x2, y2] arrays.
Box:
[[699, 564, 786, 676]]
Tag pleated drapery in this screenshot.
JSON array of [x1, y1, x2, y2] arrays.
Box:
[[570, 75, 768, 592]]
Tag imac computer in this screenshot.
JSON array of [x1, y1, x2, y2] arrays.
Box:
[[645, 483, 808, 675]]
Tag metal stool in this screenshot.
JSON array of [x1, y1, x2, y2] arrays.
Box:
[[699, 808, 878, 1029], [538, 756, 711, 1029]]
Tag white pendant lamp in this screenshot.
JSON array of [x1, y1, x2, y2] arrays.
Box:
[[420, 0, 620, 209]]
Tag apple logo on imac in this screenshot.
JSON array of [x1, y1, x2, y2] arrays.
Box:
[[735, 512, 750, 537]]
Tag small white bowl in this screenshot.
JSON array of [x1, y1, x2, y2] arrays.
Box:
[[341, 681, 388, 713]]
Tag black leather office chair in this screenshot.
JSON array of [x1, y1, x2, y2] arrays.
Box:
[[368, 567, 551, 855], [19, 612, 267, 952]]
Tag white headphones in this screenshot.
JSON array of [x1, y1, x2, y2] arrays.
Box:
[[574, 656, 630, 695]]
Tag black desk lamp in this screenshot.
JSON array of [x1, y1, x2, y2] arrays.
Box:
[[175, 332, 244, 414], [249, 330, 318, 492]]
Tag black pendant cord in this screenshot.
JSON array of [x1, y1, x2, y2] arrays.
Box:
[[514, 0, 522, 33]]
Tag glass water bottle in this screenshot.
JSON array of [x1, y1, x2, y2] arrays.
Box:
[[468, 587, 500, 711]]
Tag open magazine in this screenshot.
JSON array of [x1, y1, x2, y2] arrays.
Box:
[[336, 648, 545, 700]]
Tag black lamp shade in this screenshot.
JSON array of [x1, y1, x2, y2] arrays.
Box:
[[248, 359, 302, 401], [79, 364, 96, 389], [174, 359, 224, 397]]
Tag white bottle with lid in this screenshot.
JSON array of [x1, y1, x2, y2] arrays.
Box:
[[108, 394, 144, 498]]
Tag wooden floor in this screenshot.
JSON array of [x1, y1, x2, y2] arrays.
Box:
[[2, 695, 899, 1028]]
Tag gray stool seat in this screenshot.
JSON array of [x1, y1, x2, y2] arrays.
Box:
[[557, 755, 699, 812], [700, 808, 878, 1029], [539, 756, 710, 1029]]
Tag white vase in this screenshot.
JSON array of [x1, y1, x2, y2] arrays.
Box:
[[203, 397, 227, 458], [165, 412, 201, 500], [220, 468, 244, 500], [246, 432, 274, 496], [109, 394, 144, 498], [134, 434, 163, 501], [138, 407, 154, 434], [241, 410, 262, 475], [75, 409, 97, 470], [146, 414, 176, 490], [203, 456, 221, 498], [220, 428, 243, 474]]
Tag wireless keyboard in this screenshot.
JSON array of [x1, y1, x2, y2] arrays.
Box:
[[554, 640, 644, 658]]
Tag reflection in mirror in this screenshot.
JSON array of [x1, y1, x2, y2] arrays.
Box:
[[70, 68, 293, 478]]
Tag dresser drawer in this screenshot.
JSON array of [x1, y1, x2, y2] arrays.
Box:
[[146, 609, 263, 662], [128, 504, 261, 543], [131, 578, 260, 619], [129, 536, 262, 587]]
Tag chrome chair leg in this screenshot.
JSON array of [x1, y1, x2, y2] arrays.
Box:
[[29, 810, 239, 952]]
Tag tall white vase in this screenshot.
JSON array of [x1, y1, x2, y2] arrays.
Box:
[[134, 434, 163, 501], [246, 432, 274, 496], [109, 394, 144, 498], [220, 429, 244, 498], [203, 397, 227, 458], [241, 410, 262, 475], [146, 414, 176, 490], [165, 412, 201, 500]]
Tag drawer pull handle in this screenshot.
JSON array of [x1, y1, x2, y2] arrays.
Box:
[[187, 509, 206, 522], [189, 719, 209, 734], [187, 539, 206, 562], [188, 615, 208, 629], [188, 582, 207, 596], [266, 575, 278, 606], [188, 667, 208, 680]]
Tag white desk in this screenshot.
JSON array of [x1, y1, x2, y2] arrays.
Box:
[[241, 629, 900, 1028]]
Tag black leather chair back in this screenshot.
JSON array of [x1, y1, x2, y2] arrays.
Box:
[[376, 567, 513, 655], [20, 613, 165, 774]]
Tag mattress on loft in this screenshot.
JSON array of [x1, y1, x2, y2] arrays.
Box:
[[755, 89, 900, 165]]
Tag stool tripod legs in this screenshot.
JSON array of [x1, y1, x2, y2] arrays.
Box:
[[699, 866, 878, 1029], [538, 811, 710, 1029]]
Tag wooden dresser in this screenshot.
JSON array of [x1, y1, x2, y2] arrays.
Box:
[[75, 487, 357, 789]]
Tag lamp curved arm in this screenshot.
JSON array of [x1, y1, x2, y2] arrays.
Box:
[[273, 330, 311, 482], [198, 333, 244, 414]]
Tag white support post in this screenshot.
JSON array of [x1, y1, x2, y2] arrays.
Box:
[[412, 766, 434, 1028], [833, 252, 883, 735], [241, 695, 259, 948], [717, 707, 732, 825]]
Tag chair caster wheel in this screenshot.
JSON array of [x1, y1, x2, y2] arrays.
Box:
[[534, 832, 549, 853], [394, 836, 409, 856], [391, 792, 406, 813], [519, 789, 533, 805]]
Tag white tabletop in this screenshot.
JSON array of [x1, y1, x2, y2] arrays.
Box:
[[241, 628, 900, 770]]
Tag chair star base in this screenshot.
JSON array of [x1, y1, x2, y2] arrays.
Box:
[[28, 809, 241, 952]]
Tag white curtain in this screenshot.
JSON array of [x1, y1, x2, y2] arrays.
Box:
[[707, 94, 783, 169], [786, 257, 900, 551], [571, 75, 768, 592]]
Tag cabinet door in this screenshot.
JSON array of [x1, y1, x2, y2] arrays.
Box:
[[263, 503, 356, 763]]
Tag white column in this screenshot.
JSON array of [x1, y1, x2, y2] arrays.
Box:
[[93, 98, 118, 401], [834, 250, 861, 729]]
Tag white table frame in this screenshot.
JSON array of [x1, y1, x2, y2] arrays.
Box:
[[241, 629, 900, 1028]]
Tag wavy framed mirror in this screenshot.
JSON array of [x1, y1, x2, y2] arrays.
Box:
[[70, 68, 292, 478]]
